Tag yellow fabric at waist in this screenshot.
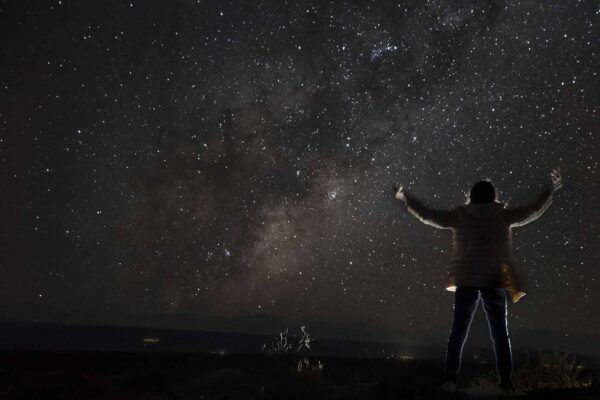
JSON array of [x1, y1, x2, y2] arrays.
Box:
[[445, 263, 526, 304]]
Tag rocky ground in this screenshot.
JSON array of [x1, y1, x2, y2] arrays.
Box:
[[0, 351, 598, 399]]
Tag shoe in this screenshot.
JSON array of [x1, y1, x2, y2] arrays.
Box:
[[499, 380, 516, 393], [442, 379, 457, 393]]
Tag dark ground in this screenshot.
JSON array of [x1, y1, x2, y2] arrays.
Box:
[[0, 351, 599, 400]]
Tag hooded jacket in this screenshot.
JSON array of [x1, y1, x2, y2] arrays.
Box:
[[402, 186, 555, 302]]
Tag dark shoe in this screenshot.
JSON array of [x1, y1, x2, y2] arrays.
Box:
[[442, 378, 457, 393], [500, 380, 515, 393]]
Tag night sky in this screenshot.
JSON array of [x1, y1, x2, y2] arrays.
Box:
[[1, 1, 599, 351]]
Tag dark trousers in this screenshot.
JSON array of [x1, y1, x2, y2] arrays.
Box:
[[445, 287, 513, 382]]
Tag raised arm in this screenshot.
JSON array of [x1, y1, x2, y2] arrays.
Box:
[[505, 167, 563, 228], [393, 184, 455, 229]]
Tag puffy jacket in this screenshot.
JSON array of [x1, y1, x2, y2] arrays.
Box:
[[402, 186, 554, 302]]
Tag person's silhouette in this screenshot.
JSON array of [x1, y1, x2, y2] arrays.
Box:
[[393, 168, 563, 392]]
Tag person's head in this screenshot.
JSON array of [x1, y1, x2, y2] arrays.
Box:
[[470, 180, 497, 204]]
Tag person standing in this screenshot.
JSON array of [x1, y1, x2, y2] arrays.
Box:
[[392, 168, 563, 392]]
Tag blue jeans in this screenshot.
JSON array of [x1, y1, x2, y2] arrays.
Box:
[[445, 287, 513, 382]]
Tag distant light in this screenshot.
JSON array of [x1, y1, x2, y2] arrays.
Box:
[[143, 337, 160, 344], [398, 355, 414, 360]]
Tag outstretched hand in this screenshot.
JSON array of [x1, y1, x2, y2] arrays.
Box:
[[393, 183, 406, 202], [551, 167, 563, 191]]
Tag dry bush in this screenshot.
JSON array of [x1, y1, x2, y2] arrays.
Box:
[[261, 326, 314, 357], [296, 357, 323, 381], [469, 349, 594, 392], [513, 350, 593, 391]]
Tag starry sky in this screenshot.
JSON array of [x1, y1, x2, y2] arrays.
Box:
[[1, 1, 599, 351]]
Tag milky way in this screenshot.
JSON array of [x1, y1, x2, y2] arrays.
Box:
[[1, 1, 598, 349]]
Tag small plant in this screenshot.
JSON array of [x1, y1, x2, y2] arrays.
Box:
[[296, 357, 323, 380], [469, 349, 593, 392], [296, 325, 314, 355], [261, 326, 324, 379], [261, 328, 293, 356], [514, 350, 592, 392], [261, 325, 315, 357]]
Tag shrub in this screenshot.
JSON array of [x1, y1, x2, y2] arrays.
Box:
[[514, 350, 593, 391], [261, 328, 293, 356], [469, 349, 593, 392], [261, 325, 315, 357], [296, 358, 323, 381]]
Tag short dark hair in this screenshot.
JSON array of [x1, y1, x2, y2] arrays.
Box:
[[470, 180, 496, 203]]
